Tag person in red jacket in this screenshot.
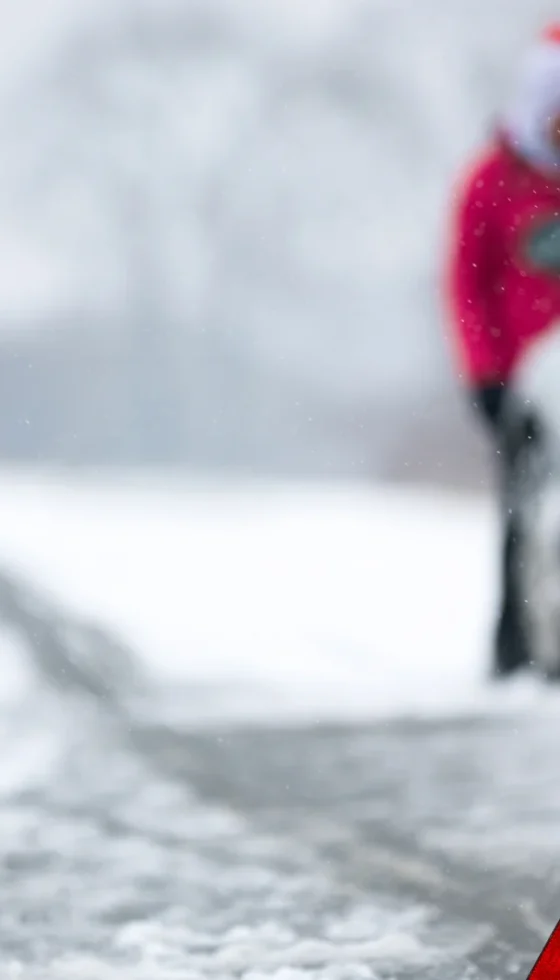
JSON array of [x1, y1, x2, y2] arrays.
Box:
[[445, 23, 560, 679]]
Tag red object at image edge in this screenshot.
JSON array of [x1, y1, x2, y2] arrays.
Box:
[[528, 920, 560, 979]]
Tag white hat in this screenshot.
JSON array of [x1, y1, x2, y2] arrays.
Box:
[[505, 24, 560, 171]]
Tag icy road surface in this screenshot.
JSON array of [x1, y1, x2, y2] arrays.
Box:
[[2, 689, 559, 979], [0, 472, 557, 978]]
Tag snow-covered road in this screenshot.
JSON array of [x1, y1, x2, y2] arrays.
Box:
[[0, 471, 557, 978]]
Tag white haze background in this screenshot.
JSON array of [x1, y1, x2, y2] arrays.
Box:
[[0, 0, 556, 482]]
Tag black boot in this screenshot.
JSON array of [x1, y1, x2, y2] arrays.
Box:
[[492, 600, 531, 678]]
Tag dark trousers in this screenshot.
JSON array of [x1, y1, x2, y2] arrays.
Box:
[[491, 410, 540, 676], [493, 511, 529, 676]]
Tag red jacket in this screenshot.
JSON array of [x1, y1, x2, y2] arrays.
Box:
[[445, 135, 560, 386]]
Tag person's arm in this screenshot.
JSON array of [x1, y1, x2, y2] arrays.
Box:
[[444, 153, 505, 427]]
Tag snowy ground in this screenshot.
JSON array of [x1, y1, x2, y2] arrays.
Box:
[[0, 470, 558, 977], [0, 467, 548, 723]]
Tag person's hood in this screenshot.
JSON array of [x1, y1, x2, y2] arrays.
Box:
[[503, 24, 560, 175]]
